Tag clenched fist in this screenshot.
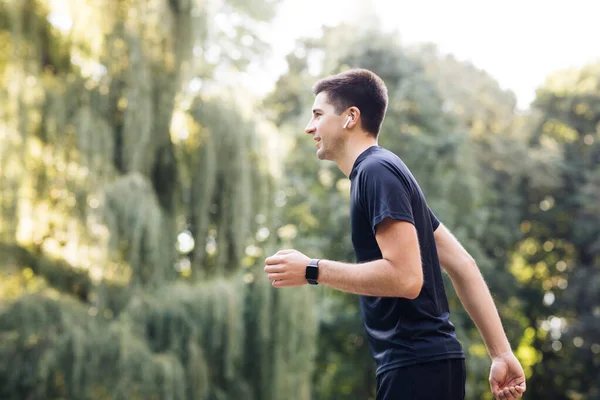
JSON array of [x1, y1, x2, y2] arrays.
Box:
[[264, 249, 312, 287]]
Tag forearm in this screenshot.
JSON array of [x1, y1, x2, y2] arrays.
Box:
[[317, 258, 420, 298], [448, 261, 512, 358]]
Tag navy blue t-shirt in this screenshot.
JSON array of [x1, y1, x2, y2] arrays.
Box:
[[349, 145, 464, 376]]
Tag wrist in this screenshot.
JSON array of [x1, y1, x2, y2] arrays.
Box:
[[490, 346, 513, 360], [313, 259, 329, 285]]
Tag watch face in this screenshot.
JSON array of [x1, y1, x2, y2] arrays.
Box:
[[306, 266, 318, 280]]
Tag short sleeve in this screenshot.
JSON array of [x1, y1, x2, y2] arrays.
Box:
[[428, 207, 440, 231], [360, 162, 414, 234]]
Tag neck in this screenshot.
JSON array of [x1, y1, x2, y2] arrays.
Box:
[[336, 133, 378, 177]]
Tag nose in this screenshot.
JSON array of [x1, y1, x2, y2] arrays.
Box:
[[305, 121, 315, 135]]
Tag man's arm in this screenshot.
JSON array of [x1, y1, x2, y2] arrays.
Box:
[[433, 223, 526, 399], [434, 223, 511, 357], [319, 218, 422, 298], [264, 218, 423, 299]]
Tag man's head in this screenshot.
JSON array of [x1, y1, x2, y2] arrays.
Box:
[[305, 68, 388, 161]]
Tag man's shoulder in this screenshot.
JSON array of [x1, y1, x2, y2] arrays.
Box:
[[358, 148, 405, 175]]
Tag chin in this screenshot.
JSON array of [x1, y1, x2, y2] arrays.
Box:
[[316, 149, 329, 160]]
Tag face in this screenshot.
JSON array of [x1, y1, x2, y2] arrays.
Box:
[[305, 92, 347, 161]]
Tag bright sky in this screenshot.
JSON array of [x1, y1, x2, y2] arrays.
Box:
[[246, 0, 600, 109]]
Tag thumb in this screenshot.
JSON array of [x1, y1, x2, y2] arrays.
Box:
[[489, 378, 500, 396]]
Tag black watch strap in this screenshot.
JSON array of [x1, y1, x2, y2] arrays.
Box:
[[306, 259, 320, 285]]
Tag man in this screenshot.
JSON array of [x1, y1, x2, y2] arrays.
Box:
[[264, 68, 526, 400]]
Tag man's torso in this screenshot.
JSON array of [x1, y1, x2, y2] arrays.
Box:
[[349, 145, 464, 376]]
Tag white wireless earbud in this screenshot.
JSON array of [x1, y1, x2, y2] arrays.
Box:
[[343, 116, 352, 129]]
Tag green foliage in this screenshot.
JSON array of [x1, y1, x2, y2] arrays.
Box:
[[187, 97, 255, 274], [0, 0, 317, 399], [0, 276, 318, 400], [103, 173, 174, 286], [514, 63, 600, 399]]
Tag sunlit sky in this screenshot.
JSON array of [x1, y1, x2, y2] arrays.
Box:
[[247, 0, 600, 109], [46, 0, 600, 110]]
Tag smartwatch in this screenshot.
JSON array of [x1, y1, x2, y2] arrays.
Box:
[[306, 259, 320, 285]]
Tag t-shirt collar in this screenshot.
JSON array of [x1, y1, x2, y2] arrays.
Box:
[[349, 145, 380, 180]]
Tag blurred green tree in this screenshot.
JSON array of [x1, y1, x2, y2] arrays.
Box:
[[0, 1, 318, 399], [513, 62, 600, 399]]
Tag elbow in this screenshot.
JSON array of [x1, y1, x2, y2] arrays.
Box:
[[406, 275, 423, 300], [452, 256, 479, 282], [400, 271, 423, 300]]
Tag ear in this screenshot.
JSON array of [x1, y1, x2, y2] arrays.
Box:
[[345, 106, 361, 129], [343, 116, 351, 129]]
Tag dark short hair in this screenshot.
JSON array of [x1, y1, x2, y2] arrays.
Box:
[[312, 68, 388, 137]]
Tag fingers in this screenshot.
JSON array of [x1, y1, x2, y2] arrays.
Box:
[[267, 273, 285, 281], [272, 279, 285, 288], [265, 255, 282, 265], [264, 249, 303, 288], [264, 264, 284, 273], [490, 380, 500, 393], [266, 249, 298, 264], [496, 388, 504, 400], [490, 379, 501, 399], [495, 386, 525, 400], [265, 251, 294, 265], [272, 279, 303, 288], [509, 387, 521, 398], [514, 385, 525, 397], [518, 382, 526, 392], [494, 387, 507, 400], [267, 270, 286, 288]]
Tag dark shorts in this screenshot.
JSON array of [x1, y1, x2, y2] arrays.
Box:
[[376, 358, 466, 400]]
